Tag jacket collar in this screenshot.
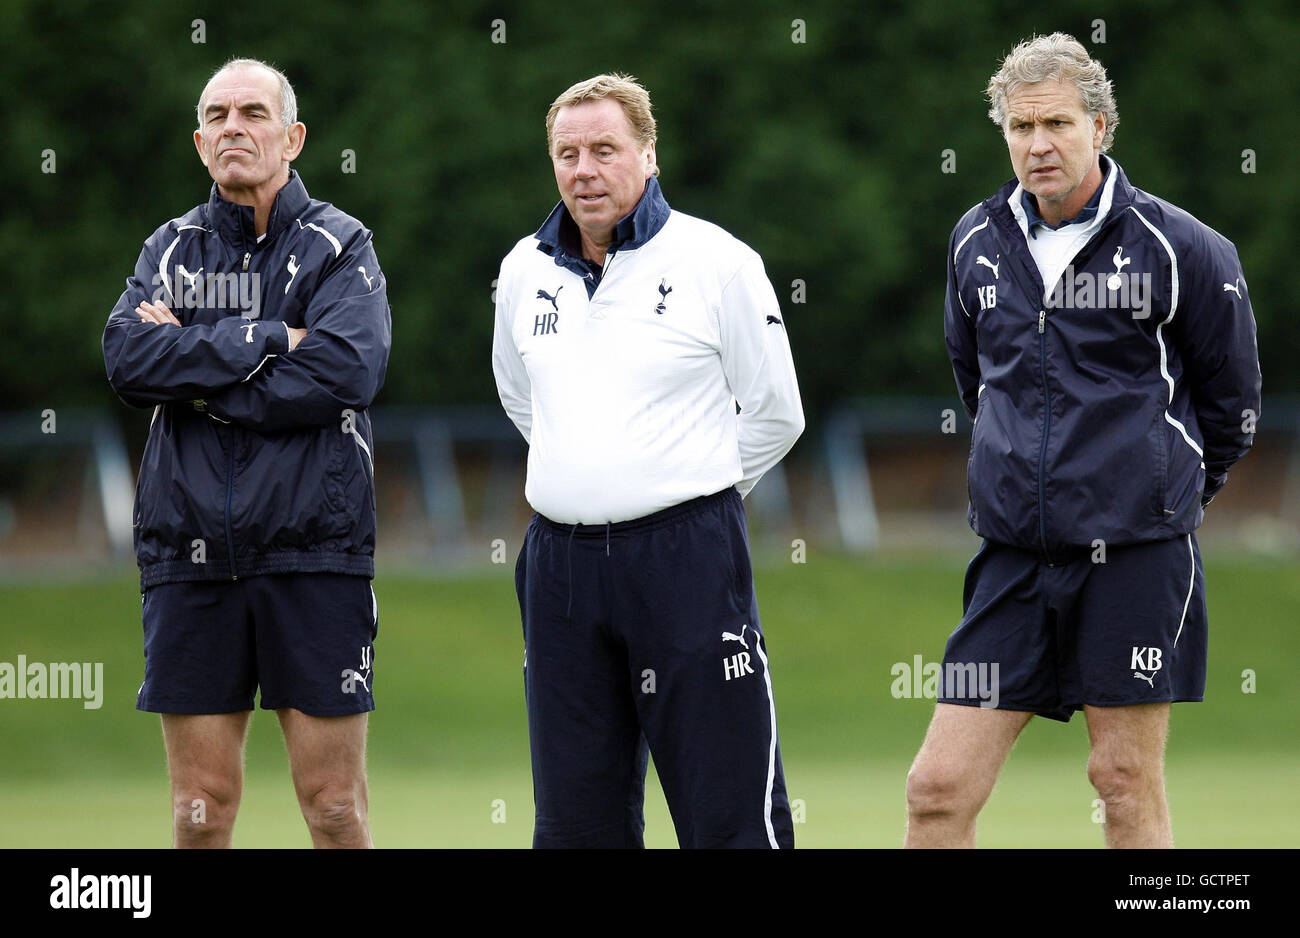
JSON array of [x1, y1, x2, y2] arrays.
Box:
[[990, 154, 1135, 245], [205, 169, 311, 249], [1018, 155, 1111, 238], [535, 176, 671, 266]]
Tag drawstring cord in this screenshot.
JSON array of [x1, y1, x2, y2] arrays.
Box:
[[565, 521, 612, 620]]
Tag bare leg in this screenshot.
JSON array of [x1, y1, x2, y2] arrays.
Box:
[[161, 712, 252, 848], [905, 703, 1034, 848], [1084, 703, 1172, 848], [278, 708, 373, 848]]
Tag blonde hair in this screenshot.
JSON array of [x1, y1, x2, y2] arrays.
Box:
[[986, 33, 1119, 152], [546, 73, 658, 174]]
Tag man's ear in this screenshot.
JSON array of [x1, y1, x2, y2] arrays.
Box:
[[283, 122, 307, 163], [643, 141, 657, 178], [1093, 112, 1106, 149], [193, 129, 208, 168]]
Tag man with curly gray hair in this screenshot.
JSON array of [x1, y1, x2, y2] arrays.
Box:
[[906, 33, 1261, 848]]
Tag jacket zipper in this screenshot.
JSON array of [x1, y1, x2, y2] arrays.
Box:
[[1030, 212, 1129, 565], [226, 234, 271, 577], [222, 247, 254, 580], [224, 435, 238, 580], [995, 199, 1132, 566], [1036, 308, 1054, 565]]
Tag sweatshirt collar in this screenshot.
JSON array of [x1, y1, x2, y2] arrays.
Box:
[[535, 176, 671, 264]]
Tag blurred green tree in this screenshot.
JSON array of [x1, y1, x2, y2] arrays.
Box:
[[4, 0, 1295, 427]]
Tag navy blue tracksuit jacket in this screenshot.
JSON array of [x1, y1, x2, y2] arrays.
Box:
[[103, 171, 391, 588], [945, 159, 1261, 558]]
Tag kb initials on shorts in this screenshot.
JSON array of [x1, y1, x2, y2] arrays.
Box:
[[1131, 646, 1163, 672]]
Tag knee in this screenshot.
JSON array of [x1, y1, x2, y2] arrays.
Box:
[[906, 762, 979, 821], [1087, 752, 1157, 805], [172, 779, 240, 837], [302, 784, 367, 837]]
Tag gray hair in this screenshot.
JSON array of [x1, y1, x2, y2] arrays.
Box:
[[986, 33, 1118, 152], [196, 58, 298, 129]]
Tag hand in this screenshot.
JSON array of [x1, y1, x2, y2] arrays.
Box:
[[286, 326, 307, 351], [135, 300, 181, 326]]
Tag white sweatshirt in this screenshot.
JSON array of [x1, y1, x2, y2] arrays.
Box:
[[492, 210, 804, 524]]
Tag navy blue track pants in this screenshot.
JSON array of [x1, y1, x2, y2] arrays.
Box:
[[514, 488, 794, 849]]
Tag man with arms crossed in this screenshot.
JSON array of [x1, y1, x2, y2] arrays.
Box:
[[103, 58, 390, 847], [493, 74, 804, 848], [908, 34, 1260, 847]]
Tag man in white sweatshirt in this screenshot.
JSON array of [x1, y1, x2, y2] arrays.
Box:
[[492, 73, 804, 848]]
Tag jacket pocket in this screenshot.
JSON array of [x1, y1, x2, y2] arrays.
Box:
[[247, 427, 355, 549], [323, 424, 351, 520], [966, 387, 987, 515], [1147, 406, 1170, 516]]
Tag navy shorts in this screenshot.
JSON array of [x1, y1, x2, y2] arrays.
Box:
[[516, 488, 794, 849], [137, 573, 377, 716], [939, 535, 1206, 722]]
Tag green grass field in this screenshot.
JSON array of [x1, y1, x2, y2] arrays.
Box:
[[2, 550, 1297, 848]]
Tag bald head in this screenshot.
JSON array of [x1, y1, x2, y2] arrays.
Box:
[[197, 58, 297, 130]]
